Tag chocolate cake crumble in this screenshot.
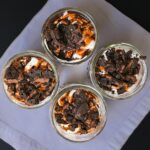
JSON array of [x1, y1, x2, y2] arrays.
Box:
[[43, 10, 96, 62], [95, 47, 146, 95], [54, 89, 100, 134], [4, 56, 56, 106]]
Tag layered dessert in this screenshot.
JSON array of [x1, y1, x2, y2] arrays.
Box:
[[95, 44, 147, 98], [42, 9, 96, 63], [3, 54, 57, 107], [52, 86, 106, 141]]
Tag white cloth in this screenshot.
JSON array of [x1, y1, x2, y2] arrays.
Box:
[[0, 0, 150, 150]]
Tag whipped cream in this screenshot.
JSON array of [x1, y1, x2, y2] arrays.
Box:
[[84, 40, 95, 50], [25, 57, 39, 72]]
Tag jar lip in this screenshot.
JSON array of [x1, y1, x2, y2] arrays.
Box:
[[50, 83, 107, 142], [41, 7, 98, 65], [89, 42, 148, 100], [2, 50, 59, 109]]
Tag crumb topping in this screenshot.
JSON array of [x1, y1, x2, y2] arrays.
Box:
[[95, 48, 146, 95], [43, 10, 96, 61], [54, 89, 100, 134], [4, 56, 56, 106]]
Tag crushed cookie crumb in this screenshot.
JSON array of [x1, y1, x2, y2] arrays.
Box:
[[43, 10, 96, 61], [95, 48, 146, 95], [54, 89, 100, 134], [4, 56, 56, 106]]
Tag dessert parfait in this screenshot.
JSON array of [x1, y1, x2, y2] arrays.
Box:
[[42, 8, 97, 64], [89, 43, 147, 100], [3, 51, 58, 108], [51, 84, 106, 142]]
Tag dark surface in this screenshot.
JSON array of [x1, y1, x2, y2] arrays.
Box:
[[0, 0, 149, 149]]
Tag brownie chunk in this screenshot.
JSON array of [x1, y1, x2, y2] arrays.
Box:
[[4, 56, 56, 106], [95, 48, 146, 95], [54, 89, 100, 134], [43, 10, 95, 61]]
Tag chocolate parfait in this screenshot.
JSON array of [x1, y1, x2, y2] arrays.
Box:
[[3, 51, 58, 108], [51, 84, 106, 142], [89, 43, 147, 100], [42, 8, 97, 64]]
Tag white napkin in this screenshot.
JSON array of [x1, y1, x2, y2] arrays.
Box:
[[0, 0, 150, 150]]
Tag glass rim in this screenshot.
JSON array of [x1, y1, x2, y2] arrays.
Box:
[[41, 7, 98, 65], [50, 83, 107, 142], [2, 50, 59, 109], [89, 42, 148, 100]]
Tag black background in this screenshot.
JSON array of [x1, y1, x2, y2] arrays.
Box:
[[0, 0, 149, 149]]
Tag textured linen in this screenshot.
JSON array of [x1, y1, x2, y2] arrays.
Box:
[[0, 0, 150, 150]]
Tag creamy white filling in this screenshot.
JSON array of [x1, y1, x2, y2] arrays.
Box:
[[72, 40, 95, 59], [72, 53, 82, 59], [131, 53, 139, 58], [67, 127, 80, 134], [63, 11, 68, 17], [72, 40, 95, 60], [61, 124, 69, 128], [84, 40, 95, 50], [60, 124, 80, 134], [98, 70, 106, 75], [24, 57, 39, 72], [103, 50, 108, 61], [68, 89, 76, 97]]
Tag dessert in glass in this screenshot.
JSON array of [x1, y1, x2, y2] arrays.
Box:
[[51, 84, 106, 142], [89, 43, 147, 100], [2, 51, 59, 108], [42, 8, 97, 64]]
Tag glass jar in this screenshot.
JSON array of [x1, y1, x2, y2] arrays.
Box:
[[2, 51, 59, 109], [89, 42, 148, 100], [41, 7, 98, 65], [50, 84, 107, 142]]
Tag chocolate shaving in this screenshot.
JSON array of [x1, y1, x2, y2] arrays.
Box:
[[4, 56, 56, 105], [54, 89, 100, 134], [43, 11, 95, 61], [95, 48, 146, 95]]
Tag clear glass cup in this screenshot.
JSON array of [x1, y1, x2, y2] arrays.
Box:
[[89, 42, 148, 100], [2, 51, 59, 109], [50, 84, 107, 142], [41, 7, 98, 65]]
